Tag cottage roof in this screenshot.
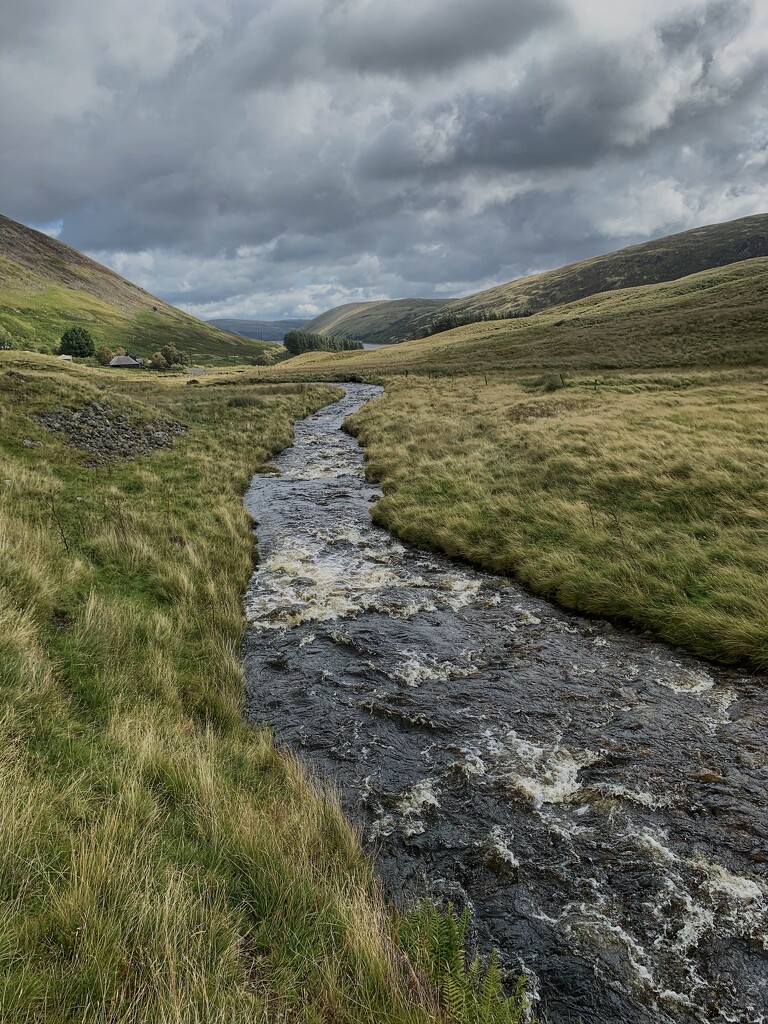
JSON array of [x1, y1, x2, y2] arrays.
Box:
[[109, 354, 143, 367]]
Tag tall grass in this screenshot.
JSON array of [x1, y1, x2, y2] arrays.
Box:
[[0, 353, 523, 1023], [347, 369, 768, 671]]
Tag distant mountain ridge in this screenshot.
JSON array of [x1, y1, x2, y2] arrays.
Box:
[[300, 214, 768, 344], [286, 256, 768, 374], [207, 318, 312, 342], [423, 213, 768, 326], [0, 214, 272, 363]]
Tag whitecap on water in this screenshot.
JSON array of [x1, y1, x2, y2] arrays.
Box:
[[392, 648, 481, 688], [482, 729, 600, 808]]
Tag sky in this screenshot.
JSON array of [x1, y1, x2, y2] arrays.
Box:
[[1, 0, 767, 320]]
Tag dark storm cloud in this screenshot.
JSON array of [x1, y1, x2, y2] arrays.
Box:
[[0, 0, 766, 318], [322, 0, 564, 75], [362, 2, 767, 180]]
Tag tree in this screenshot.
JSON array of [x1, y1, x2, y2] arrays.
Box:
[[161, 343, 190, 367], [95, 346, 114, 365], [59, 326, 94, 357]]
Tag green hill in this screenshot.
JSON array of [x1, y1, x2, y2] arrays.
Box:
[[305, 298, 449, 344], [430, 212, 768, 325], [303, 215, 768, 347], [0, 214, 276, 364], [281, 257, 768, 375]]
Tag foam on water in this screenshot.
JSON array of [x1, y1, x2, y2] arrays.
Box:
[[392, 648, 481, 687], [483, 729, 600, 808]]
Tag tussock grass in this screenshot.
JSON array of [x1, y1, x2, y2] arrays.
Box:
[[347, 369, 768, 671], [0, 353, 522, 1023]]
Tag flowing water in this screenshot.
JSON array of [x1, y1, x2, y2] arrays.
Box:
[[243, 384, 768, 1024]]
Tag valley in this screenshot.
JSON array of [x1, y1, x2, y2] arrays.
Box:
[[1, 210, 766, 1024]]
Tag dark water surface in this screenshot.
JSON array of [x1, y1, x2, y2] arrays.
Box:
[[243, 385, 768, 1024]]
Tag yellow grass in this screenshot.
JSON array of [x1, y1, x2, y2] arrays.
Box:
[[347, 369, 768, 671], [0, 353, 523, 1023]]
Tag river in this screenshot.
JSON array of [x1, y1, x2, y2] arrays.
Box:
[[242, 384, 767, 1024]]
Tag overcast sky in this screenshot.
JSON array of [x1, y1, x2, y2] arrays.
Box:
[[1, 0, 766, 319]]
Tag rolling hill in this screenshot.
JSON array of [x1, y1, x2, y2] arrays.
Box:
[[299, 214, 768, 346], [0, 214, 275, 363], [207, 317, 311, 342], [305, 298, 449, 344], [280, 256, 768, 375], [430, 212, 768, 325]]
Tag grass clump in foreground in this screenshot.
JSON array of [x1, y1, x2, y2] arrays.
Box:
[[0, 353, 525, 1023], [346, 369, 768, 671]]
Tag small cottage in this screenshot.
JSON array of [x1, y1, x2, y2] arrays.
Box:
[[109, 354, 144, 368]]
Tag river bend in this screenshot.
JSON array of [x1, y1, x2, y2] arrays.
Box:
[[243, 384, 767, 1024]]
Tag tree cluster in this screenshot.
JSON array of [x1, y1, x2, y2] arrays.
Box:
[[283, 330, 363, 356], [410, 306, 535, 341], [150, 344, 190, 370], [59, 326, 95, 357]]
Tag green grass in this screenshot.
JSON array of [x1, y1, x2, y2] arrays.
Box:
[[0, 352, 524, 1023], [346, 369, 768, 672], [0, 215, 275, 365], [0, 284, 277, 365]]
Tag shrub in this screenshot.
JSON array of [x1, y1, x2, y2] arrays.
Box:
[[59, 326, 95, 357], [149, 344, 190, 370], [539, 373, 566, 392], [161, 343, 190, 367]]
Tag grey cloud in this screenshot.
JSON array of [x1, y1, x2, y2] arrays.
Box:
[[659, 0, 752, 57], [360, 7, 768, 182], [0, 0, 766, 319], [322, 0, 564, 75]]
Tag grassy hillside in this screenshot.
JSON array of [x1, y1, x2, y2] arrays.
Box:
[[284, 258, 768, 375], [0, 351, 522, 1023], [346, 369, 768, 673], [0, 215, 275, 364], [267, 255, 768, 672], [305, 214, 768, 346], [306, 298, 449, 344], [207, 317, 311, 342], [434, 212, 768, 323]]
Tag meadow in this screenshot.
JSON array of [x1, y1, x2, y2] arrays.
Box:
[[0, 352, 522, 1023], [346, 369, 768, 672]]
